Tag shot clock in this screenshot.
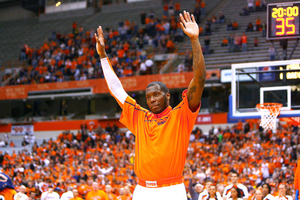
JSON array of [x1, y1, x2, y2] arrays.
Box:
[[267, 2, 300, 40]]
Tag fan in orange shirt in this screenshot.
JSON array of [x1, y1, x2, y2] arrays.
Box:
[[94, 11, 205, 200], [86, 182, 109, 200]]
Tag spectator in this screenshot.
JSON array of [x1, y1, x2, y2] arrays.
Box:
[[69, 189, 83, 200], [234, 34, 240, 52], [261, 21, 266, 37], [240, 6, 250, 16], [247, 0, 254, 12], [204, 36, 210, 55], [86, 182, 108, 200], [194, 3, 201, 24], [227, 186, 244, 200], [41, 186, 60, 200], [232, 21, 238, 30], [254, 37, 259, 47], [274, 184, 292, 200], [105, 185, 117, 200], [255, 17, 261, 31], [246, 22, 253, 32], [20, 45, 27, 61], [139, 62, 147, 75], [222, 37, 228, 47], [241, 32, 248, 52], [145, 58, 154, 74], [177, 62, 185, 73], [223, 172, 249, 200], [228, 34, 234, 52], [269, 45, 276, 61], [261, 184, 273, 200], [255, 0, 261, 11], [140, 11, 146, 25], [218, 12, 225, 23], [203, 185, 220, 200], [188, 169, 203, 200], [14, 185, 28, 200], [200, 0, 206, 16], [174, 2, 181, 16], [227, 20, 232, 31], [60, 187, 74, 200], [168, 1, 175, 17]]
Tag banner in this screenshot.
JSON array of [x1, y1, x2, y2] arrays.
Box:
[[195, 114, 213, 124], [0, 71, 220, 100], [11, 125, 34, 135]]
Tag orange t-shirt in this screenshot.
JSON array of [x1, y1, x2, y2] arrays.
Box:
[[120, 90, 200, 180], [86, 190, 109, 200]]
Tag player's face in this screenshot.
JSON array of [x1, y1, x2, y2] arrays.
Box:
[[146, 85, 170, 114]]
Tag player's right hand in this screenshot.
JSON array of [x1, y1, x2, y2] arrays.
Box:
[[94, 26, 107, 58]]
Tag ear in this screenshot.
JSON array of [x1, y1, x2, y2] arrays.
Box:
[[166, 92, 170, 101]]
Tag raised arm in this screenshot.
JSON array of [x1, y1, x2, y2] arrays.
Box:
[[180, 11, 206, 112], [94, 26, 128, 108]]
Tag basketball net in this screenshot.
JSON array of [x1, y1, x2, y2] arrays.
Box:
[[256, 103, 282, 131]]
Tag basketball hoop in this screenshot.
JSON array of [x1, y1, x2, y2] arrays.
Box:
[[256, 103, 282, 131]]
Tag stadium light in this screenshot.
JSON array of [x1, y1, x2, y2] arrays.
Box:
[[55, 0, 61, 7]]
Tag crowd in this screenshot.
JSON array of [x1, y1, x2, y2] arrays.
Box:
[[5, 1, 196, 86], [0, 119, 298, 200]]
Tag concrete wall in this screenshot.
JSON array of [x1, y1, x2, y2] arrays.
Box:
[[0, 6, 36, 21]]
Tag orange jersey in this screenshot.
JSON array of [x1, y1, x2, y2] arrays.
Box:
[[120, 90, 200, 180]]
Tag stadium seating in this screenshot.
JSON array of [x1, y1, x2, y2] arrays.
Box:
[[177, 0, 300, 70]]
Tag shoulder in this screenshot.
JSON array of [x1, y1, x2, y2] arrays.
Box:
[[224, 184, 233, 190], [237, 183, 248, 190]]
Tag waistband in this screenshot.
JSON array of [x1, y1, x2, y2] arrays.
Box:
[[138, 176, 183, 188]]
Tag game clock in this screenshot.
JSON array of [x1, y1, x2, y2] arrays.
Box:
[[267, 2, 300, 40]]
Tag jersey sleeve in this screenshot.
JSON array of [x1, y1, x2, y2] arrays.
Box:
[[119, 96, 148, 135]]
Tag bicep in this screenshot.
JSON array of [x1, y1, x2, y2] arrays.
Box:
[[187, 77, 205, 112]]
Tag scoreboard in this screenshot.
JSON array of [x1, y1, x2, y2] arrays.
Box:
[[267, 2, 300, 40]]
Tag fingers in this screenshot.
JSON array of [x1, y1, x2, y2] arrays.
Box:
[[179, 22, 185, 30], [180, 10, 193, 25], [184, 10, 192, 22], [179, 13, 186, 25], [191, 14, 196, 23]]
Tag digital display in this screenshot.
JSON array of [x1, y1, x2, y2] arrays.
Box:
[[267, 2, 300, 40]]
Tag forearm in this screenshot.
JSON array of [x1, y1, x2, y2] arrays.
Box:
[[100, 58, 128, 107], [190, 37, 206, 81]]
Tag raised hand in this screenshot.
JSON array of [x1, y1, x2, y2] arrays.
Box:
[[179, 11, 199, 39], [94, 26, 107, 58]]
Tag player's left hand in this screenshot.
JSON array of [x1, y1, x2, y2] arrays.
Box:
[[179, 11, 199, 39]]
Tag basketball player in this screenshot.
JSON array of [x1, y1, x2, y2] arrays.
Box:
[[94, 11, 206, 200]]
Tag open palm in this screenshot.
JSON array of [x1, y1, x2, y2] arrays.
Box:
[[179, 11, 199, 39]]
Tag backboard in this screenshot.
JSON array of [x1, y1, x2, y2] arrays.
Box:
[[229, 59, 300, 120]]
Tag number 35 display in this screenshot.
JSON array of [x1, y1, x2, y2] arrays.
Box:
[[267, 2, 300, 40]]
